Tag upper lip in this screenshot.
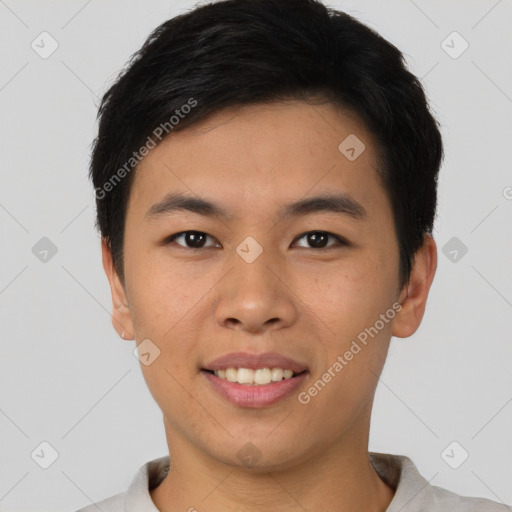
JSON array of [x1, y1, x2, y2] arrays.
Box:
[[202, 352, 308, 373]]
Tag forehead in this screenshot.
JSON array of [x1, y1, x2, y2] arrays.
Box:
[[128, 100, 389, 223]]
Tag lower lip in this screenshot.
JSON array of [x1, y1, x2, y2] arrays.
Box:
[[201, 371, 308, 408]]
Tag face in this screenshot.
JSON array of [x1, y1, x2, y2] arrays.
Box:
[[103, 100, 436, 471]]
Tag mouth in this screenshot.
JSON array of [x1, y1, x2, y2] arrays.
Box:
[[201, 367, 308, 386], [200, 352, 309, 408]]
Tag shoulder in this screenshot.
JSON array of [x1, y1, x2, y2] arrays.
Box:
[[427, 483, 511, 511], [74, 491, 125, 512], [73, 455, 169, 512], [370, 452, 511, 512]]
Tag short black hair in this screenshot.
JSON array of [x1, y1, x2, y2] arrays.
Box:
[[90, 0, 443, 289]]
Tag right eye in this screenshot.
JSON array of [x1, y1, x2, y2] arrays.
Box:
[[163, 231, 221, 249]]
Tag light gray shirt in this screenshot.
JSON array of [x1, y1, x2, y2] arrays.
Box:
[[75, 452, 510, 511]]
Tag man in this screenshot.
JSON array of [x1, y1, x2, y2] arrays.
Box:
[[78, 0, 510, 510]]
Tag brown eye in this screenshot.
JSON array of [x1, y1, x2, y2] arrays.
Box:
[[293, 231, 348, 250], [165, 231, 220, 249]]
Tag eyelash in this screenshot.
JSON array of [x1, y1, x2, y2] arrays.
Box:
[[163, 230, 349, 251]]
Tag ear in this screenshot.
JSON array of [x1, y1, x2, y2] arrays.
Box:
[[101, 237, 135, 340], [392, 234, 437, 338]]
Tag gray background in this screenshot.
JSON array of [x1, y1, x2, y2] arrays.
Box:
[[1, 0, 511, 510]]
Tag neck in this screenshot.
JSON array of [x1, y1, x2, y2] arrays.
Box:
[[151, 409, 394, 512]]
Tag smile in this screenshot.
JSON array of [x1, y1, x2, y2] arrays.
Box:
[[201, 368, 309, 408], [210, 367, 297, 386]]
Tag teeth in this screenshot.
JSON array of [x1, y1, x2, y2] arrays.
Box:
[[237, 368, 254, 384], [271, 368, 284, 381], [254, 368, 271, 385], [213, 367, 297, 386], [225, 368, 237, 382]]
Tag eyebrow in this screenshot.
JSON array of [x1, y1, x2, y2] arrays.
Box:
[[146, 191, 366, 222]]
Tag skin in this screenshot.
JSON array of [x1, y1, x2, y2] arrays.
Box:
[[102, 100, 437, 512]]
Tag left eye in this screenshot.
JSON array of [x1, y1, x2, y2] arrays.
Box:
[[164, 230, 347, 250], [292, 231, 348, 250]]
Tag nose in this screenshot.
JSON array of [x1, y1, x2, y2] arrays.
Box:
[[214, 250, 299, 334]]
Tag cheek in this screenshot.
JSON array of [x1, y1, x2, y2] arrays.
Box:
[[129, 267, 200, 409], [126, 259, 214, 384], [303, 257, 391, 316], [126, 248, 200, 333], [298, 257, 397, 354]]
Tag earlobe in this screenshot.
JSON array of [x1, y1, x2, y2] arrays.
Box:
[[392, 234, 437, 339], [101, 237, 135, 339]]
